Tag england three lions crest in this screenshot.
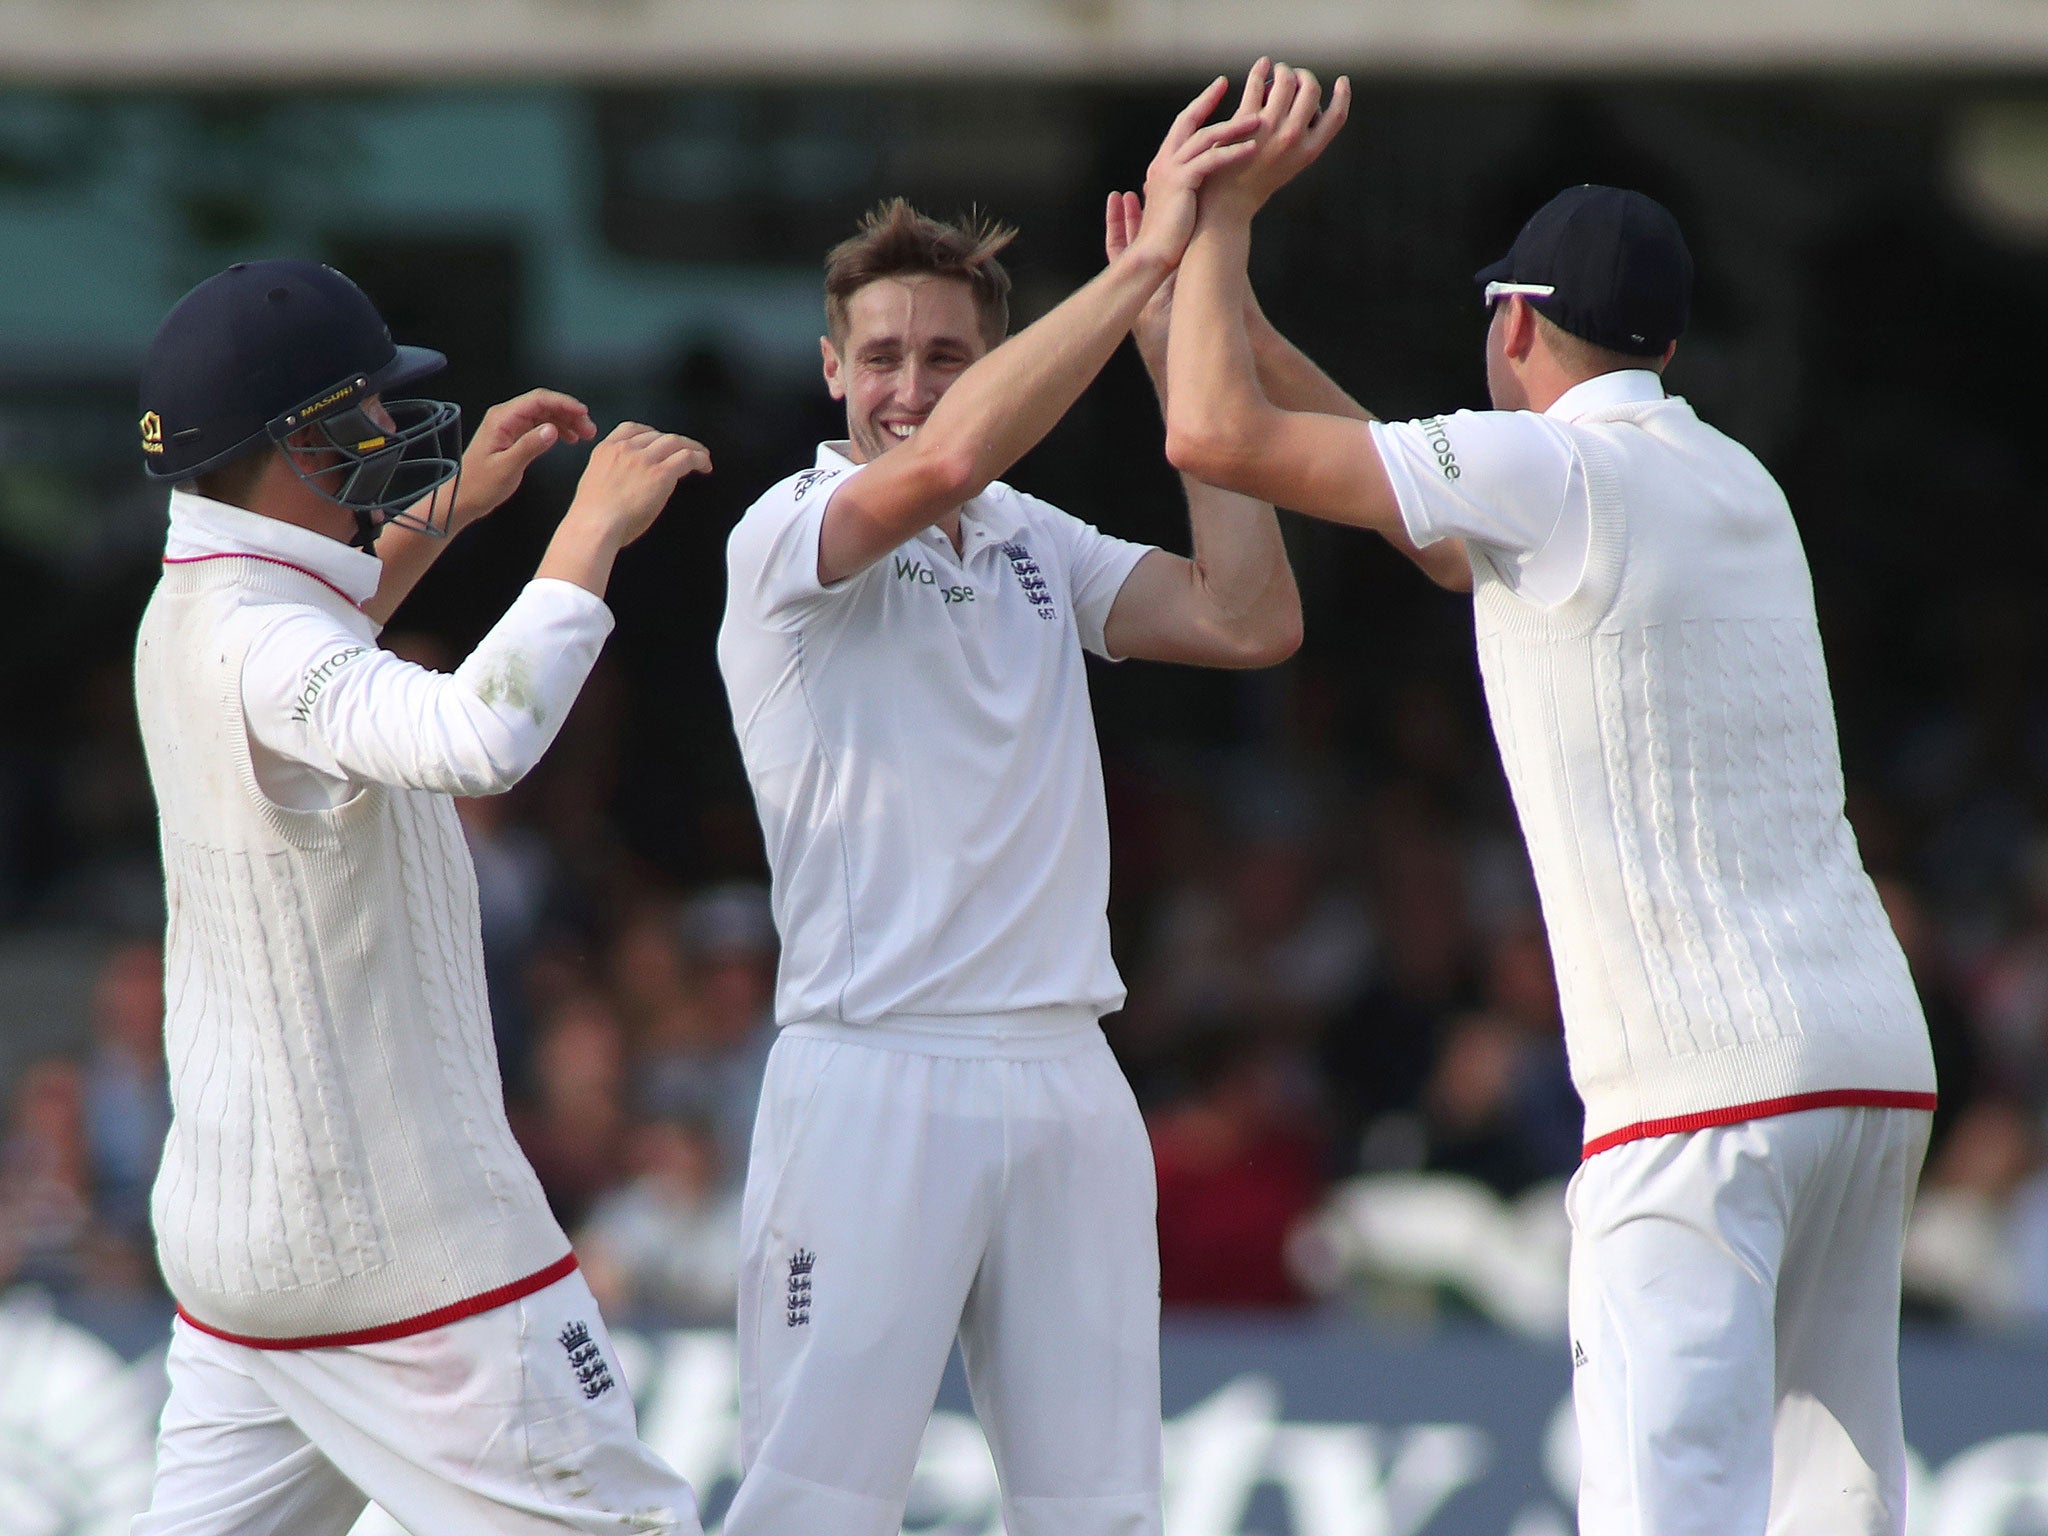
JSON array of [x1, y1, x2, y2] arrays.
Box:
[[787, 1248, 815, 1327], [1001, 541, 1057, 621]]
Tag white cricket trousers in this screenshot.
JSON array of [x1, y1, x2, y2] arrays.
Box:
[[134, 1269, 701, 1536], [723, 1013, 1163, 1536], [1568, 1104, 1931, 1536]]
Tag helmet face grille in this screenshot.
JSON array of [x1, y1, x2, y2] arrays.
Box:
[[276, 397, 464, 535]]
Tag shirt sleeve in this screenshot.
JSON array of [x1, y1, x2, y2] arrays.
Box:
[[1026, 495, 1156, 659], [1369, 410, 1578, 560], [725, 463, 863, 628], [240, 578, 615, 796]]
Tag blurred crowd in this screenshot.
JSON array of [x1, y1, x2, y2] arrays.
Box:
[[7, 631, 2048, 1341], [6, 222, 2048, 1337], [2, 55, 2047, 1382]]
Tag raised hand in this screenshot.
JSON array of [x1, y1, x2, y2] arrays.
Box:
[[1122, 76, 1262, 271], [1106, 189, 1175, 372], [1204, 58, 1351, 218], [564, 422, 713, 549], [368, 387, 605, 623], [452, 389, 599, 529]]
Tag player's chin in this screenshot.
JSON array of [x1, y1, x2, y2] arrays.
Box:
[[860, 425, 911, 460]]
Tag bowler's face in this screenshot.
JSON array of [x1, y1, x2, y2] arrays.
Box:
[[822, 277, 987, 465]]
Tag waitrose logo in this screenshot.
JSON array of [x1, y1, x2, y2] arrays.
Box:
[[1416, 417, 1462, 483], [288, 646, 369, 723]]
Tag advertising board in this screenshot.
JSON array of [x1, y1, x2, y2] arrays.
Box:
[[4, 1292, 2043, 1536]]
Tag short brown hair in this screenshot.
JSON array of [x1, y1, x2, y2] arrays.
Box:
[[823, 199, 1017, 350]]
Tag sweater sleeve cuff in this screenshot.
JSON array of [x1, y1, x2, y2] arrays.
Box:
[[451, 579, 617, 766], [523, 576, 616, 636]]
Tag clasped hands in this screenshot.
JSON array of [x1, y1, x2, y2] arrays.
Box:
[[1108, 59, 1350, 368]]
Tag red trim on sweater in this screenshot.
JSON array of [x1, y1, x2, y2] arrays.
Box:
[[1582, 1089, 1938, 1159], [164, 552, 363, 612], [175, 1252, 579, 1350]]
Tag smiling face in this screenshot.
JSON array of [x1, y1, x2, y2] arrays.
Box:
[[821, 276, 988, 465]]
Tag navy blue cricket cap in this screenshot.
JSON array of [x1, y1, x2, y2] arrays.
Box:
[[1474, 185, 1693, 358], [139, 258, 446, 479]]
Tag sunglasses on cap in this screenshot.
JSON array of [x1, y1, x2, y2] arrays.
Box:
[[1482, 281, 1557, 308]]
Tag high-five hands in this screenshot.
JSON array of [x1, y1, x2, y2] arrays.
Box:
[[1118, 76, 1262, 271], [1203, 58, 1351, 219], [1104, 59, 1350, 349], [1105, 189, 1176, 372]]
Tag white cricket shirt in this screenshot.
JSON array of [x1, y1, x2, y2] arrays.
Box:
[[1369, 371, 1663, 605], [718, 443, 1154, 1028]]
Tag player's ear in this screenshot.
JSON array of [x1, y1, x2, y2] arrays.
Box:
[[1504, 296, 1541, 364], [821, 335, 848, 401], [279, 423, 328, 465]]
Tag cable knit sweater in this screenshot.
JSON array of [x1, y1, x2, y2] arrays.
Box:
[[134, 548, 582, 1342], [1468, 395, 1936, 1151]]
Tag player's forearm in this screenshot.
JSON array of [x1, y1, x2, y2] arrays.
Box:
[[534, 512, 630, 600], [365, 523, 446, 625], [903, 247, 1176, 519], [1403, 536, 1475, 592], [1137, 308, 1301, 663], [1134, 326, 1170, 408], [436, 580, 613, 791], [1181, 477, 1301, 666], [1137, 290, 1351, 424], [255, 584, 613, 797], [1248, 302, 1374, 424], [1163, 213, 1280, 490], [364, 480, 488, 625]]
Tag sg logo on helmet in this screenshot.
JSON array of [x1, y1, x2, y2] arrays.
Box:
[[139, 411, 165, 455]]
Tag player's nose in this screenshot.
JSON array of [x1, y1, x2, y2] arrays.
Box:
[[899, 361, 944, 410]]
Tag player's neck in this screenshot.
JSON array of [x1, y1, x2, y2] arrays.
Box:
[[244, 463, 366, 549], [1517, 360, 1584, 415]]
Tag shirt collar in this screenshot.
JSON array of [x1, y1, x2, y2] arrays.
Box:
[[952, 484, 1028, 551], [163, 488, 384, 607], [1544, 369, 1668, 422], [812, 442, 1028, 548]]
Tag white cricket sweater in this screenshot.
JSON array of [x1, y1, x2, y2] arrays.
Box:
[[134, 544, 586, 1344], [1466, 394, 1936, 1151]]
